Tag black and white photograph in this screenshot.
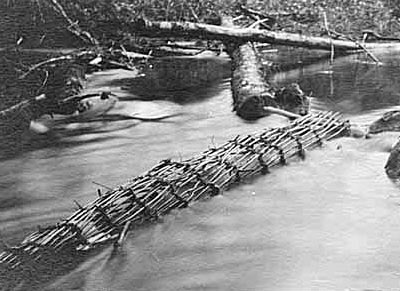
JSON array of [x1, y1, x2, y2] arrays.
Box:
[[1, 0, 400, 290]]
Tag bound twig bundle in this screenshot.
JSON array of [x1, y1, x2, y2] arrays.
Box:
[[0, 111, 349, 288]]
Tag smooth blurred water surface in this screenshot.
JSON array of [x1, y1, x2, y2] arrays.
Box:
[[2, 50, 400, 290]]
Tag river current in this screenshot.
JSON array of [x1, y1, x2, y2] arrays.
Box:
[[2, 49, 400, 290]]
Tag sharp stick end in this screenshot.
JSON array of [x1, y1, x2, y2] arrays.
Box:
[[114, 221, 131, 248]]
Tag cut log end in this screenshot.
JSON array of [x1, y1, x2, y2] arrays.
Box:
[[235, 93, 277, 119]]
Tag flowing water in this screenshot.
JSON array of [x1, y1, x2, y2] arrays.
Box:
[[2, 50, 400, 290]]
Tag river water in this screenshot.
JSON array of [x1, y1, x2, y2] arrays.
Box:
[[2, 49, 400, 290]]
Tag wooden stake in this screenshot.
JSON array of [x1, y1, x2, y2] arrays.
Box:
[[92, 181, 113, 191], [262, 106, 301, 119], [114, 221, 131, 247], [323, 12, 335, 65]]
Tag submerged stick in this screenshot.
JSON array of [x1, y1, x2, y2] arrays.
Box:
[[263, 106, 300, 119], [114, 221, 132, 248], [325, 28, 381, 64], [351, 39, 382, 64]]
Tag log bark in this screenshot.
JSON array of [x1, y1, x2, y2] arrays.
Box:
[[228, 41, 277, 119], [223, 16, 283, 120], [133, 19, 400, 52], [227, 41, 310, 120]]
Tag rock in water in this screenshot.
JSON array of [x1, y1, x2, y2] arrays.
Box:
[[369, 110, 400, 134], [385, 138, 400, 179], [349, 124, 367, 138], [275, 83, 310, 116]]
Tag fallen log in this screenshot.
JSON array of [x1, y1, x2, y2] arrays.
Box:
[[124, 42, 223, 57], [227, 41, 309, 119], [228, 41, 277, 119], [0, 111, 349, 289], [133, 19, 400, 52], [362, 30, 400, 42]]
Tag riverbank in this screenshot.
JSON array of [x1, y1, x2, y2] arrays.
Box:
[[1, 1, 399, 49]]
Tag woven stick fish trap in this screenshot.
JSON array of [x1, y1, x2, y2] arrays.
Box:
[[0, 111, 349, 287]]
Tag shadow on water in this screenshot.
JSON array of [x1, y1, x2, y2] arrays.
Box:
[[115, 78, 232, 105], [0, 55, 229, 145], [107, 53, 231, 104], [0, 54, 232, 161]]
